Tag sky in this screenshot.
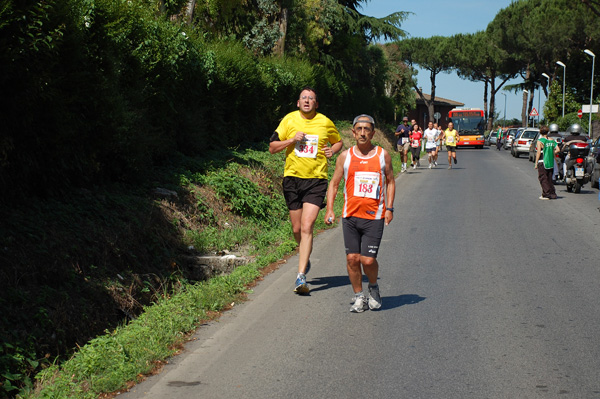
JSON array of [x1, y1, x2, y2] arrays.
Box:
[[359, 0, 546, 122]]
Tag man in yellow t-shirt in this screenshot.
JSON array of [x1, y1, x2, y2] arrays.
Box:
[[442, 121, 460, 169], [269, 86, 343, 294]]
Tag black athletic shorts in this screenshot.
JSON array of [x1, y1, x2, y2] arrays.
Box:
[[411, 147, 420, 159], [342, 217, 385, 258], [282, 176, 328, 211], [446, 145, 457, 153]]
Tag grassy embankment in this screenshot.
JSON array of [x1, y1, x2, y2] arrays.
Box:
[[5, 122, 399, 398]]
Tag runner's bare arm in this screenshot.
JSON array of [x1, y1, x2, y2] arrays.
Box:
[[324, 150, 347, 224], [269, 131, 305, 154], [323, 140, 343, 158], [331, 140, 343, 155], [383, 150, 395, 226]]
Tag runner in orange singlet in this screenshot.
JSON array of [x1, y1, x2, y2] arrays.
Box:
[[325, 114, 395, 312]]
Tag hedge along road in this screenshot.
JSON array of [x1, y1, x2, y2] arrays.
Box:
[[122, 147, 600, 399]]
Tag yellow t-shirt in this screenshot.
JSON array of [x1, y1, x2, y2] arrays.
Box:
[[275, 111, 341, 179], [445, 129, 458, 147]]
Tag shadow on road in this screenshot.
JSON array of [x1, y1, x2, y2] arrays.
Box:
[[307, 276, 427, 311], [307, 275, 351, 293], [380, 294, 426, 310]]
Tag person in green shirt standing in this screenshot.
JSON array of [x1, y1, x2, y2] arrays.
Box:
[[534, 125, 559, 200], [495, 125, 503, 151]]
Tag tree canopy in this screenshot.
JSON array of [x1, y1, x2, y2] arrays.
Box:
[[487, 0, 600, 126], [392, 36, 454, 124]]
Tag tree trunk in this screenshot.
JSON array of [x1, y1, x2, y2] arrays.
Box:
[[488, 71, 499, 131], [185, 0, 196, 24], [528, 91, 535, 126], [522, 65, 531, 127], [273, 7, 288, 56], [483, 80, 489, 129], [490, 75, 512, 127], [428, 70, 436, 125]]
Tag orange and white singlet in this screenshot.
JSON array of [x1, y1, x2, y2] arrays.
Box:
[[343, 146, 386, 220]]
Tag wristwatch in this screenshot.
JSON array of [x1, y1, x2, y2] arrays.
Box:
[[387, 207, 394, 212]]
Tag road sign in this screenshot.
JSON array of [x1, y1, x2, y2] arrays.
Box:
[[529, 108, 539, 117], [578, 109, 583, 118], [433, 112, 441, 120], [581, 104, 599, 113]]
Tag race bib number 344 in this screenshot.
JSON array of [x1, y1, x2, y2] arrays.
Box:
[[295, 134, 319, 158], [354, 172, 380, 199]]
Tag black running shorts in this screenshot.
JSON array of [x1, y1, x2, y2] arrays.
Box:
[[411, 147, 420, 159], [282, 176, 328, 211], [342, 217, 385, 258]]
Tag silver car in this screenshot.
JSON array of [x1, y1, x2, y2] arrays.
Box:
[[511, 128, 539, 158], [503, 128, 521, 149], [488, 131, 498, 146]]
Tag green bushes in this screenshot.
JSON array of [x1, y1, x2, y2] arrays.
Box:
[[0, 0, 358, 202]]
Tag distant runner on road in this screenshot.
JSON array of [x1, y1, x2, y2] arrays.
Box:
[[269, 86, 343, 295], [395, 116, 411, 173], [424, 121, 439, 169], [441, 121, 460, 169], [434, 122, 443, 164], [410, 123, 423, 169], [325, 114, 395, 313]]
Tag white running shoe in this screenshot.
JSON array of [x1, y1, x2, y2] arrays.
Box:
[[368, 285, 382, 310], [350, 295, 368, 313]]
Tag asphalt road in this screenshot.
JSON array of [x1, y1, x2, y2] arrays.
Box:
[[123, 147, 600, 399]]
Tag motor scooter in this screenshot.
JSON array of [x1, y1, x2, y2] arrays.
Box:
[[563, 142, 594, 193]]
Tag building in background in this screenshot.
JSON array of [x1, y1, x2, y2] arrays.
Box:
[[408, 93, 465, 128]]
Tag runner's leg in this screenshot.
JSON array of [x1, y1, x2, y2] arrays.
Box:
[[289, 202, 320, 274], [298, 202, 320, 273], [346, 253, 363, 293], [361, 256, 379, 285]]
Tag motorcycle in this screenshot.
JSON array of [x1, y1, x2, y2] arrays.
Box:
[[563, 142, 594, 193]]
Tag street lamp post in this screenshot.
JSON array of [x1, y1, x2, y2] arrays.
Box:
[[584, 49, 595, 137], [556, 61, 566, 118], [542, 73, 550, 125], [501, 93, 507, 127], [524, 89, 529, 127]]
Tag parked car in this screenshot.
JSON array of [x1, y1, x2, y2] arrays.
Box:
[[511, 128, 538, 158], [503, 128, 520, 149], [591, 135, 600, 189], [486, 131, 498, 146]]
